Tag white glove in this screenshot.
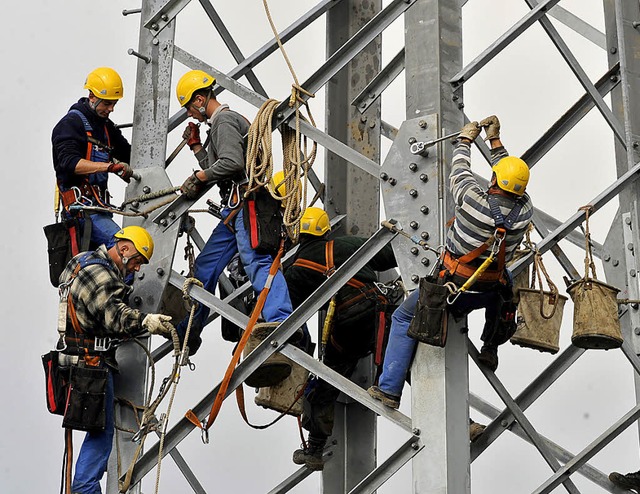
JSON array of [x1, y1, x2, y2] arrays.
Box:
[[142, 314, 175, 336]]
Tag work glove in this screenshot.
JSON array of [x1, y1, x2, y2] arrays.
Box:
[[479, 115, 500, 141], [182, 122, 201, 150], [458, 121, 481, 142], [142, 313, 175, 337], [180, 171, 207, 200], [107, 161, 134, 183]]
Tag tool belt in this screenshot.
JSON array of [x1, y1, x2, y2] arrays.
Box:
[[59, 183, 110, 213], [441, 250, 506, 284], [59, 333, 119, 355]]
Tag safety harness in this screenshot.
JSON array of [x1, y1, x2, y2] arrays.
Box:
[[56, 253, 118, 494], [292, 240, 390, 365], [58, 110, 114, 217], [57, 254, 120, 362], [441, 194, 524, 294]]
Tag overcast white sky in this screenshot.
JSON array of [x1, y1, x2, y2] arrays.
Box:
[[2, 1, 639, 493]]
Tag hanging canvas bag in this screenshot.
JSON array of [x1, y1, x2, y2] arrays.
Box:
[[567, 205, 622, 349], [511, 251, 567, 354]]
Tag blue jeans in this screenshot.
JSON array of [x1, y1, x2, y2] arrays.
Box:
[[177, 207, 293, 338], [71, 370, 114, 494], [378, 286, 507, 397], [87, 213, 119, 250]]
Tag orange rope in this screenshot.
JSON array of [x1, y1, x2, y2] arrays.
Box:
[[185, 240, 286, 433]]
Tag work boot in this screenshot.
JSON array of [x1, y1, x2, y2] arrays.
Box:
[[367, 385, 401, 409], [292, 440, 325, 471], [469, 420, 486, 442], [478, 345, 499, 372], [609, 470, 640, 491]]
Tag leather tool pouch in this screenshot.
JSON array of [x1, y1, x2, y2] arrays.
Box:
[[407, 276, 449, 347]]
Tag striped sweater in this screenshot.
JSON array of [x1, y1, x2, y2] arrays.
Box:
[[445, 141, 533, 265]]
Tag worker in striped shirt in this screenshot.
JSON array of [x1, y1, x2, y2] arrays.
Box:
[[369, 115, 533, 410]]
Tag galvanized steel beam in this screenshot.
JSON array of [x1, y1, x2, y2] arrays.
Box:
[[197, 0, 267, 96], [532, 403, 640, 494], [525, 0, 625, 145], [352, 48, 405, 114], [470, 394, 625, 493], [450, 0, 562, 84], [120, 227, 397, 486], [470, 343, 581, 494]]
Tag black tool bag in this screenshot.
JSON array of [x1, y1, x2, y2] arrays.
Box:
[[243, 187, 282, 255], [41, 350, 71, 416], [44, 222, 74, 287], [62, 364, 108, 432], [407, 275, 450, 347], [43, 216, 92, 287]]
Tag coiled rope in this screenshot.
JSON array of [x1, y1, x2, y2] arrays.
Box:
[[244, 0, 318, 243]]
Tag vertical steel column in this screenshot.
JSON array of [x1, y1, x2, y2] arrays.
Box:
[[324, 0, 382, 491], [404, 1, 469, 493], [106, 1, 178, 492], [603, 0, 640, 454]]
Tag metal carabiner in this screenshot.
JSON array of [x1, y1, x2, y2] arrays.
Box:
[[131, 425, 146, 444], [57, 335, 68, 352], [374, 281, 389, 296], [447, 290, 461, 305], [490, 229, 505, 255], [227, 182, 242, 209], [71, 186, 94, 207], [201, 426, 209, 444], [94, 337, 112, 352]]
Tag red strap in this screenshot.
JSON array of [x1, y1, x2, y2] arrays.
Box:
[[247, 199, 259, 249], [68, 223, 79, 257], [374, 310, 387, 366]]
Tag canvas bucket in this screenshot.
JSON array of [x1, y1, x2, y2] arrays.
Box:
[[254, 358, 308, 416], [510, 288, 567, 354], [567, 278, 622, 349]]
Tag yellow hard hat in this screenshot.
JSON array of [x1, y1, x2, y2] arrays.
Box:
[[176, 70, 215, 107], [492, 156, 529, 196], [300, 207, 331, 236], [114, 226, 154, 262], [84, 67, 124, 100], [270, 171, 288, 197]]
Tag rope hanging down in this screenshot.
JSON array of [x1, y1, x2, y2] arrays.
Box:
[[118, 277, 203, 494], [244, 0, 318, 244], [184, 240, 286, 440]]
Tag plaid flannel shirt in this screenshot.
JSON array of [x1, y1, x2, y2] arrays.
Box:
[[60, 245, 145, 338]]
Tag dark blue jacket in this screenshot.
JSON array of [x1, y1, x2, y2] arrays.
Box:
[[52, 98, 131, 192]]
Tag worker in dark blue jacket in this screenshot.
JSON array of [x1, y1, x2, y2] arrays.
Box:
[[52, 67, 134, 250]]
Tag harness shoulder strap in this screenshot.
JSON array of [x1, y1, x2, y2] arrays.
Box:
[[68, 109, 112, 157], [487, 194, 523, 271], [325, 240, 335, 273], [66, 255, 113, 334], [291, 240, 365, 289]]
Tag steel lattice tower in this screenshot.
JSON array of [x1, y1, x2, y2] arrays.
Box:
[[104, 1, 640, 492]]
